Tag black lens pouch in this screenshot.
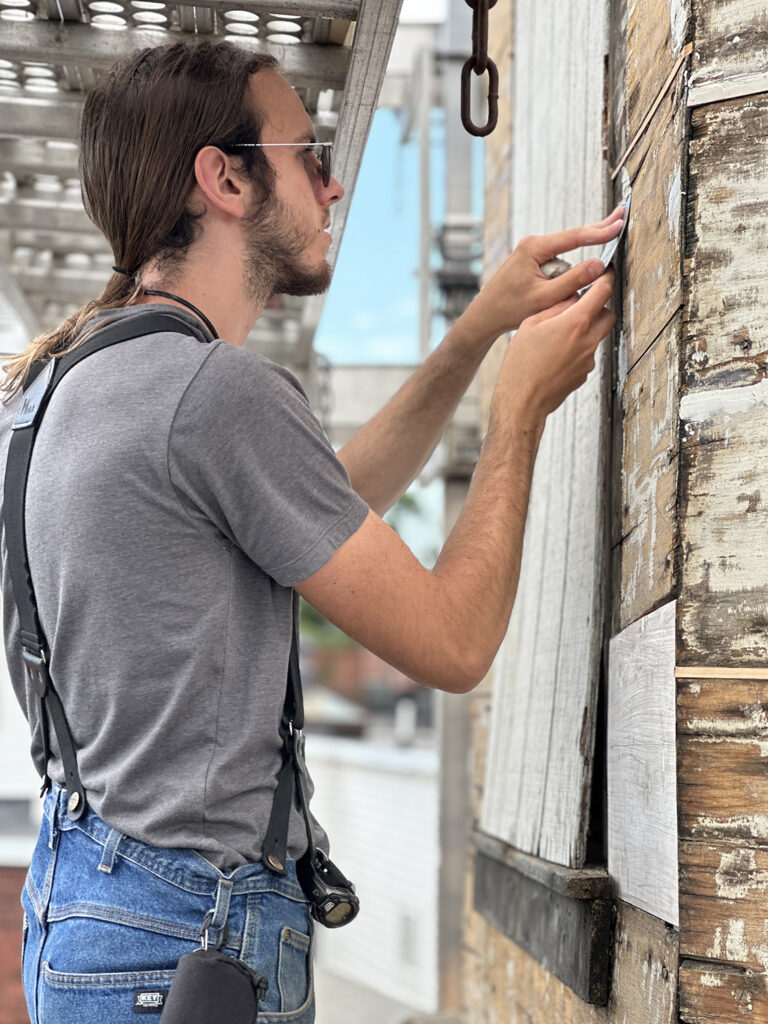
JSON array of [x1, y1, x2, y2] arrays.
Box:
[[160, 948, 268, 1023]]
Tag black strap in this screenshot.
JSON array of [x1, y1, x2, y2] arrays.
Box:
[[3, 311, 212, 820], [262, 601, 313, 874]]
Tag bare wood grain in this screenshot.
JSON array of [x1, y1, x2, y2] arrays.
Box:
[[626, 0, 689, 139], [678, 734, 768, 843], [619, 317, 680, 631], [680, 960, 768, 1023], [623, 99, 685, 372], [677, 678, 768, 736]]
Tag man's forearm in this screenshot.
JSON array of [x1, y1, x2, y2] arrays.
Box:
[[337, 316, 496, 515]]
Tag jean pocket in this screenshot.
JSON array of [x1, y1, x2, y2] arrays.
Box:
[[277, 926, 312, 1014], [40, 961, 177, 1023]]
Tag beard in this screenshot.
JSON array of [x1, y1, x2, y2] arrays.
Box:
[[243, 192, 332, 300]]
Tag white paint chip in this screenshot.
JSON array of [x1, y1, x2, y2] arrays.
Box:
[[668, 0, 686, 52], [680, 379, 768, 424], [667, 164, 682, 237]]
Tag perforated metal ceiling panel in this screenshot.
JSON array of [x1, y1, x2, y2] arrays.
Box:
[[0, 0, 402, 370]]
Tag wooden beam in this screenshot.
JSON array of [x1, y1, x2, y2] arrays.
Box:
[[0, 21, 350, 93], [473, 849, 613, 1005], [474, 830, 612, 900]]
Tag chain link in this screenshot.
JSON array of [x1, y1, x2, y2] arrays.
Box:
[[461, 0, 499, 138]]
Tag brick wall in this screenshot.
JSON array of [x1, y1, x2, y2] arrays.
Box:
[[0, 868, 27, 1024]]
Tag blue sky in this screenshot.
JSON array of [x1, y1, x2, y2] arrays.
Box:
[[314, 107, 446, 366]]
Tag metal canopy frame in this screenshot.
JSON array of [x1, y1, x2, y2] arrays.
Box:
[[0, 0, 403, 373]]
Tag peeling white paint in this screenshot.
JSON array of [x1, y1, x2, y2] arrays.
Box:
[[617, 330, 628, 393], [680, 379, 768, 424], [689, 682, 701, 695], [694, 813, 768, 840], [667, 164, 682, 238], [668, 0, 687, 53], [726, 918, 749, 961], [715, 848, 765, 900], [708, 924, 723, 958], [700, 971, 724, 988]]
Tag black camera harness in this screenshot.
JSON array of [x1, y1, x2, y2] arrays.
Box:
[[3, 310, 357, 925]]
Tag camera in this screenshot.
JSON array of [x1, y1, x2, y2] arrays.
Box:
[[297, 849, 359, 928]]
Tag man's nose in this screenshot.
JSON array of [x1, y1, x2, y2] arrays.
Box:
[[321, 175, 344, 205]]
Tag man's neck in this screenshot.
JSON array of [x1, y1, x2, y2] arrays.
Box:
[[136, 255, 267, 347]]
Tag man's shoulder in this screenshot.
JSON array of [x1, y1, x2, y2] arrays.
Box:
[[188, 339, 308, 404]]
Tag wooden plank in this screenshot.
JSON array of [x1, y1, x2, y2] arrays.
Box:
[[474, 831, 612, 901], [607, 600, 679, 926], [480, 0, 610, 870], [678, 734, 768, 843], [622, 98, 685, 372], [678, 390, 768, 666], [474, 851, 613, 1005], [689, 0, 768, 105], [678, 668, 768, 681], [680, 841, 768, 972], [619, 317, 680, 631], [677, 677, 768, 736], [683, 96, 768, 393], [625, 0, 689, 139], [680, 960, 768, 1023]]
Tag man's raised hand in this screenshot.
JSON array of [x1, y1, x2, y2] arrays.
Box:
[[458, 207, 624, 348]]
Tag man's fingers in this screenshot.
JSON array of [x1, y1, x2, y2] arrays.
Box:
[[528, 213, 624, 264], [543, 259, 606, 302], [524, 297, 578, 326], [572, 268, 616, 317]]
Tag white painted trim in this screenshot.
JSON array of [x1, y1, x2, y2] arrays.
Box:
[[679, 379, 768, 423], [688, 71, 768, 109]]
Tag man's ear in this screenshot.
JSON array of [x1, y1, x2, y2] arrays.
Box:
[[193, 146, 249, 219]]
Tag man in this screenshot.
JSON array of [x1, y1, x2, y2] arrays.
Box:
[[0, 41, 620, 1023]]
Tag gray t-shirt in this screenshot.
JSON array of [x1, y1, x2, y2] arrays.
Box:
[[0, 305, 368, 870]]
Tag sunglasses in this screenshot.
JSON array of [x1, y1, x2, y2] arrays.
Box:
[[229, 141, 333, 188]]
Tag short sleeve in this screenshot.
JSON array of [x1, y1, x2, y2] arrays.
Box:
[[168, 343, 369, 586]]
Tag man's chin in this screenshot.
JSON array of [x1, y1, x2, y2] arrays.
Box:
[[274, 260, 332, 298]]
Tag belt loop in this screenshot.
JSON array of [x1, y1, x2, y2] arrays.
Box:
[[47, 786, 64, 850], [98, 828, 124, 874], [202, 879, 233, 950]]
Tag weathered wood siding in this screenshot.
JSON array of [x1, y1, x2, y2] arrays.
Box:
[[479, 0, 610, 870], [676, 3, 768, 1015], [464, 0, 768, 1021]]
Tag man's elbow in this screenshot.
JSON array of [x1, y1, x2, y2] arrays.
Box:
[[421, 646, 493, 695]]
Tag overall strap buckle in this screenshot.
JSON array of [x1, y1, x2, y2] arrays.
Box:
[[22, 646, 50, 699]]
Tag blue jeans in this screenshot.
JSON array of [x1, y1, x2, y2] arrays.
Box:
[[22, 787, 315, 1023]]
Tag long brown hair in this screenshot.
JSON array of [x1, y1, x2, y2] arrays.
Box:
[[2, 41, 278, 397]]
